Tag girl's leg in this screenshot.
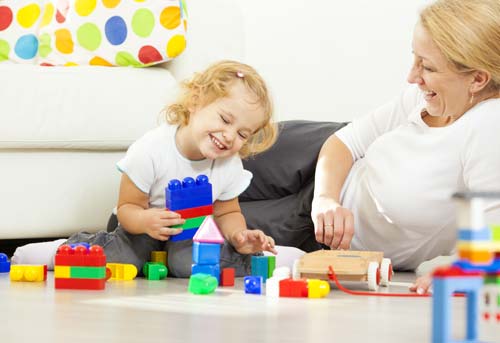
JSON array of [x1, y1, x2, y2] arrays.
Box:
[[11, 238, 67, 270]]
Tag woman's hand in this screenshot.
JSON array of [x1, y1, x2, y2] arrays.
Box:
[[311, 196, 354, 250], [140, 208, 184, 241], [409, 273, 432, 294], [229, 229, 277, 255]]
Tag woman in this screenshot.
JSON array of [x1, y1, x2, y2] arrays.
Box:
[[312, 0, 500, 293]]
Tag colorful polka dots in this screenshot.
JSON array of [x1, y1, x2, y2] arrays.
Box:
[[0, 6, 13, 31], [0, 0, 187, 66], [105, 16, 127, 45], [17, 4, 41, 29], [15, 34, 38, 59]]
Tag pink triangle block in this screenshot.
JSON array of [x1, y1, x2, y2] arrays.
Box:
[[193, 216, 224, 243]]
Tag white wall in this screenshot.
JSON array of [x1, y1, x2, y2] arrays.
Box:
[[236, 0, 430, 122]]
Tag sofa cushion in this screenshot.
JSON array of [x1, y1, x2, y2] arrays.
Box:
[[239, 120, 347, 251], [0, 64, 177, 150]]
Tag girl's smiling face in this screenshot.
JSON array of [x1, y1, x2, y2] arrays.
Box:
[[178, 81, 265, 161]]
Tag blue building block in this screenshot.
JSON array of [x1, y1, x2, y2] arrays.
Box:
[[0, 253, 10, 273], [192, 263, 220, 283], [69, 242, 91, 249], [432, 274, 483, 343], [170, 228, 198, 242], [458, 227, 491, 241], [454, 258, 500, 273], [193, 242, 221, 265], [251, 256, 269, 282], [244, 276, 263, 294], [165, 175, 213, 210]]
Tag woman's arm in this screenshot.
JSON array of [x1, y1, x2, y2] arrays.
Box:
[[312, 135, 354, 249], [116, 174, 184, 240]]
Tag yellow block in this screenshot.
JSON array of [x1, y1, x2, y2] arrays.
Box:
[[10, 265, 46, 282], [458, 249, 493, 264], [54, 265, 71, 278], [106, 263, 138, 281], [307, 279, 330, 298], [151, 251, 167, 266]]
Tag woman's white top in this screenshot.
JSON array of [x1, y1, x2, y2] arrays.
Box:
[[335, 85, 500, 270]]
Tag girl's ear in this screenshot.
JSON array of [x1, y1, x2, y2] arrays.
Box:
[[470, 69, 492, 94]]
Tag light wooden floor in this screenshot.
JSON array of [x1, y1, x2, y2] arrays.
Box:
[[0, 271, 495, 343]]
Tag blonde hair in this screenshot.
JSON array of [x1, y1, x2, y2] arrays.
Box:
[[420, 0, 500, 92], [165, 60, 277, 158]]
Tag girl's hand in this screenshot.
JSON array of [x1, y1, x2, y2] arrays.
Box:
[[311, 196, 354, 250], [409, 273, 433, 294], [141, 208, 184, 241], [230, 229, 277, 255]]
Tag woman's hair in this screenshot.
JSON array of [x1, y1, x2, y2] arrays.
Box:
[[420, 0, 500, 92], [165, 60, 277, 158]]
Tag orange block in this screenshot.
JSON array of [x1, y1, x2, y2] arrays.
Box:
[[458, 249, 494, 264]]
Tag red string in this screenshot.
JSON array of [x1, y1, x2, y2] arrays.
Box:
[[327, 265, 464, 298]]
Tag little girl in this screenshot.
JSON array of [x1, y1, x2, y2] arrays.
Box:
[[13, 60, 291, 277]]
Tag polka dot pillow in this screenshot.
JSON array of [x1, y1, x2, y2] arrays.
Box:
[[0, 1, 45, 63], [0, 0, 187, 67]]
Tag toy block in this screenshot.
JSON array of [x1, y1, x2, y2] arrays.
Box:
[[492, 225, 500, 242], [10, 265, 47, 282], [192, 263, 220, 283], [172, 215, 207, 230], [54, 266, 71, 278], [69, 242, 90, 249], [169, 227, 198, 242], [55, 244, 106, 267], [188, 273, 218, 295], [106, 263, 138, 281], [268, 255, 276, 278], [0, 253, 10, 273], [151, 251, 167, 266], [244, 276, 263, 294], [251, 256, 269, 282], [432, 266, 484, 343], [279, 278, 308, 297], [142, 262, 168, 280], [70, 266, 107, 279], [484, 273, 500, 286], [220, 268, 235, 287], [176, 204, 213, 219], [457, 241, 497, 251], [307, 279, 330, 298], [192, 242, 220, 265], [458, 249, 494, 265], [165, 175, 213, 211], [458, 227, 491, 241], [266, 277, 280, 297], [55, 277, 106, 290], [193, 216, 224, 244]]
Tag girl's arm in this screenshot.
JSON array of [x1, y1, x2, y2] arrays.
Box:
[[214, 198, 277, 254], [116, 174, 184, 240]]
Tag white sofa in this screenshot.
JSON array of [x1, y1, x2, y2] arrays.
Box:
[[0, 0, 245, 240]]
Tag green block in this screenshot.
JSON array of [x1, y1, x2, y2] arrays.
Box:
[[188, 273, 218, 295], [143, 262, 168, 280], [172, 215, 206, 230], [267, 255, 276, 278], [484, 275, 500, 285], [70, 266, 106, 279], [491, 225, 500, 241]]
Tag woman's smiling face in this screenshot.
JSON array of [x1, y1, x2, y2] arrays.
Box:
[[407, 22, 476, 120]]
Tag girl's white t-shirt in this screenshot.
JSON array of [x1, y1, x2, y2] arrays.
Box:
[[117, 124, 253, 209], [335, 85, 500, 270]]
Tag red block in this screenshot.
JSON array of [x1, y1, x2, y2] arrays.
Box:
[[55, 245, 106, 267], [55, 277, 106, 290], [175, 205, 213, 219], [220, 268, 235, 287], [279, 278, 308, 297]]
